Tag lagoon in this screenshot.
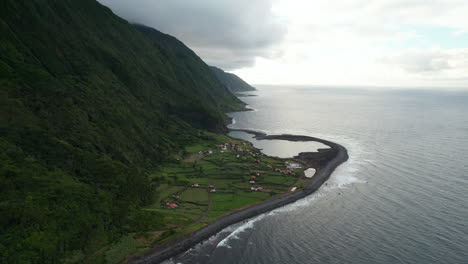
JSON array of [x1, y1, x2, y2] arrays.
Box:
[[228, 130, 328, 158]]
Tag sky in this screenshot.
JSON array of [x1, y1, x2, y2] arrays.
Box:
[[98, 0, 468, 89]]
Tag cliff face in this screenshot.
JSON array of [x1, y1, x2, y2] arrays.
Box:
[[210, 66, 256, 92], [0, 0, 243, 261]]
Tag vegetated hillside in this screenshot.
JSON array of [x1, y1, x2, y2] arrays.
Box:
[[134, 25, 241, 103], [210, 66, 256, 92], [0, 0, 243, 262]]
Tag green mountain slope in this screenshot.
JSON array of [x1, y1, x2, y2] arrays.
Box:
[[0, 0, 243, 262], [134, 24, 241, 106], [210, 66, 256, 92]]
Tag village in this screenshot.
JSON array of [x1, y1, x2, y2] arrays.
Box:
[[117, 132, 319, 251], [162, 141, 306, 210], [142, 133, 316, 225]]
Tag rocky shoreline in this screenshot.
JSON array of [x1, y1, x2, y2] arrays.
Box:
[[130, 130, 348, 264]]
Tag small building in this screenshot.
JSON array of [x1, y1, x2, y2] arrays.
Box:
[[249, 180, 256, 184], [287, 163, 302, 169], [192, 183, 200, 187], [218, 144, 228, 150], [166, 202, 178, 209], [251, 186, 264, 191]]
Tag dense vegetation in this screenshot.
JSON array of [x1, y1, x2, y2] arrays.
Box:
[[0, 0, 244, 262], [210, 66, 256, 92]]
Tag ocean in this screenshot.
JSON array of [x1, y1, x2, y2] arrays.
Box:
[[165, 86, 468, 264]]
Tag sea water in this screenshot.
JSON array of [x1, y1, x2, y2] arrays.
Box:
[[165, 86, 468, 264]]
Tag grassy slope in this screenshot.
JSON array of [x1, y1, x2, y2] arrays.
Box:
[[0, 0, 243, 263], [210, 66, 256, 92]]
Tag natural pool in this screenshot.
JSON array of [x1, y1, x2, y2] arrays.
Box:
[[228, 131, 329, 159]]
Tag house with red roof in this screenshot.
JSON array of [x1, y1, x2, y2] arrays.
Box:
[[166, 202, 178, 209]]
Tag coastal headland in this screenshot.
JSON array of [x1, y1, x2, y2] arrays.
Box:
[[130, 130, 348, 264]]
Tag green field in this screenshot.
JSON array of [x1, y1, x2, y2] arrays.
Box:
[[97, 133, 309, 262], [154, 139, 300, 230]]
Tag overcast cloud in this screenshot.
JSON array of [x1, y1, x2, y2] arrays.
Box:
[[99, 0, 468, 88], [98, 0, 286, 69], [378, 49, 468, 73]]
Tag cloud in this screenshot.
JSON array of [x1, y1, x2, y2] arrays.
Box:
[[98, 0, 468, 88], [232, 0, 468, 88], [379, 50, 451, 73], [379, 49, 468, 74], [98, 0, 287, 70], [276, 0, 468, 44]]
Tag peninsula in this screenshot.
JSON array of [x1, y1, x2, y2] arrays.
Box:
[[129, 130, 348, 263]]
